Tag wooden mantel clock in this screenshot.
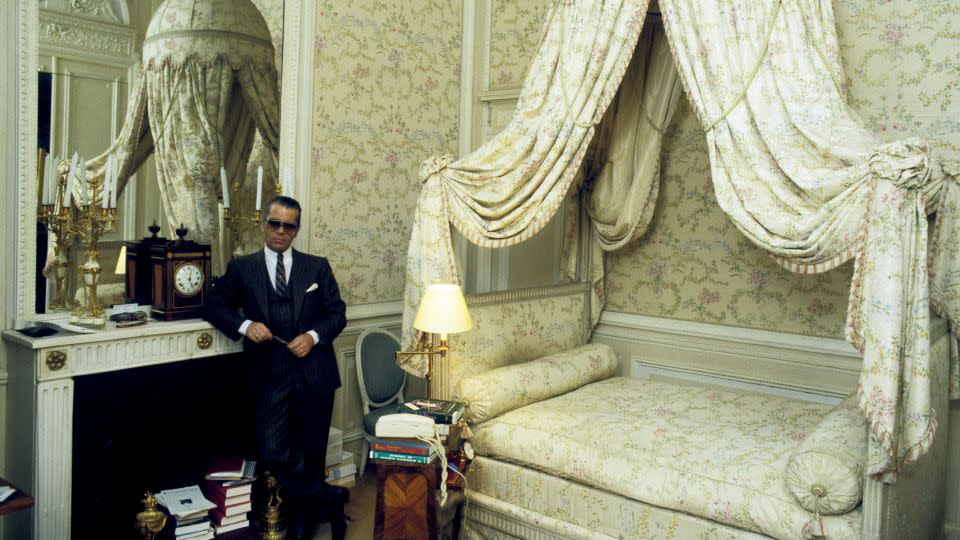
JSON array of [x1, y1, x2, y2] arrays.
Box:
[[149, 224, 211, 321]]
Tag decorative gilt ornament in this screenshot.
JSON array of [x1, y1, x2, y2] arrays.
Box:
[[197, 332, 213, 350], [135, 491, 167, 540], [45, 350, 67, 371], [260, 471, 285, 540]]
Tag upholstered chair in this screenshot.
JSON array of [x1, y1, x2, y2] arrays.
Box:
[[355, 328, 406, 474]]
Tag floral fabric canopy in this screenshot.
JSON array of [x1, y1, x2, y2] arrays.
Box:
[[83, 0, 281, 273], [401, 0, 960, 483]]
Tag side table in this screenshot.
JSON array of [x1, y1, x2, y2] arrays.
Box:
[[374, 462, 463, 540]]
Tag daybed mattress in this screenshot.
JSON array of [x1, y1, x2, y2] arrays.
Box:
[[469, 377, 861, 540], [466, 456, 771, 539]]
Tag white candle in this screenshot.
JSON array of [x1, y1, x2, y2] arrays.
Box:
[[284, 166, 293, 199], [79, 160, 88, 206], [220, 166, 230, 209], [256, 165, 263, 211], [102, 156, 112, 209], [111, 156, 118, 208], [65, 152, 78, 208], [43, 154, 52, 204]]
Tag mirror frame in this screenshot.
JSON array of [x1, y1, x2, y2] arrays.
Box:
[[11, 0, 313, 326]]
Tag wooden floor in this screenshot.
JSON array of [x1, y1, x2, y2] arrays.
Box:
[[311, 468, 377, 540]]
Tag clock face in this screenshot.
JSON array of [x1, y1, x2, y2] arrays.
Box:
[[173, 262, 204, 297]]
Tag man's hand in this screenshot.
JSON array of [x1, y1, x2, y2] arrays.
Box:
[[245, 322, 273, 344], [287, 333, 315, 358]]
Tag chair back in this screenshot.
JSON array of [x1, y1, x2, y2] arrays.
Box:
[[356, 328, 405, 412]]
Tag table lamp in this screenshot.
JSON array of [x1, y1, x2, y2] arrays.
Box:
[[397, 283, 473, 400]]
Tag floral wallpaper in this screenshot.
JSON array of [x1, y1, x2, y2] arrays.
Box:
[[488, 0, 552, 89], [602, 1, 960, 338], [308, 0, 462, 305]]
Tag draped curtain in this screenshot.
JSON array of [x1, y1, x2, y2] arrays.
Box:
[[659, 0, 960, 481], [400, 0, 959, 483], [401, 0, 650, 375], [83, 0, 281, 273]]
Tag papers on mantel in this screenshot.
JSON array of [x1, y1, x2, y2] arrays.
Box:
[[33, 319, 95, 334], [0, 486, 16, 503], [154, 485, 215, 518]]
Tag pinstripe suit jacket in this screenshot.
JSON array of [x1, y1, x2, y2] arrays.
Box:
[[205, 249, 347, 393]]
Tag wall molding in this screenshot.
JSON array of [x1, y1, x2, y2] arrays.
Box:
[[279, 0, 316, 253], [596, 311, 862, 398], [594, 311, 949, 399]]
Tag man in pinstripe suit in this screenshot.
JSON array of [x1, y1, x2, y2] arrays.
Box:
[[205, 195, 348, 540]]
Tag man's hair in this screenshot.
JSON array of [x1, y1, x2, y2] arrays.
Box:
[[263, 195, 302, 225]]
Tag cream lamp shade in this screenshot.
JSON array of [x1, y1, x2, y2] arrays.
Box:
[[413, 284, 473, 338], [115, 244, 127, 274]]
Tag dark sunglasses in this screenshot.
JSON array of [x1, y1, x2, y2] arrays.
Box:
[[265, 218, 300, 232]]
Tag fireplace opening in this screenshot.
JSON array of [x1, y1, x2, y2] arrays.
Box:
[[72, 353, 257, 539]]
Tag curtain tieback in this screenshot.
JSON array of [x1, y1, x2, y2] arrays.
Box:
[[867, 138, 934, 191], [420, 154, 455, 183]]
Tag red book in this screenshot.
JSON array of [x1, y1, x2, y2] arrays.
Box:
[[203, 479, 253, 501], [370, 442, 431, 456], [210, 501, 252, 520], [209, 509, 249, 527]]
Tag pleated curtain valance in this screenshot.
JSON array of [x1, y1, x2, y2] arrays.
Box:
[[401, 0, 960, 483]]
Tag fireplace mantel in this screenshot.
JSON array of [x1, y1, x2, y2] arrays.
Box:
[[3, 318, 242, 381], [2, 318, 243, 539]]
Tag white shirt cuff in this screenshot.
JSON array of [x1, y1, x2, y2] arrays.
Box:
[[307, 330, 320, 345], [238, 320, 253, 336]]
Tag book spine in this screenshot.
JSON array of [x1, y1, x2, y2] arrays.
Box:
[[326, 465, 357, 480], [370, 443, 430, 455], [370, 451, 434, 464], [412, 410, 457, 424]]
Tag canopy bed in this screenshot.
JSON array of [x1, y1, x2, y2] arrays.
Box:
[[398, 0, 960, 538]]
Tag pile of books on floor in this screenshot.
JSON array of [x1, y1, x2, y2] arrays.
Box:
[[155, 486, 216, 540], [370, 398, 465, 466], [326, 427, 357, 488], [202, 457, 255, 535]]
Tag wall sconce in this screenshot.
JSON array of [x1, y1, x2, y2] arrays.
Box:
[[396, 283, 473, 400]]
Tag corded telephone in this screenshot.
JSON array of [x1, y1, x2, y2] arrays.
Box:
[[375, 413, 436, 439]]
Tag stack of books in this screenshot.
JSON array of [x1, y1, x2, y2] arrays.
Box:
[[155, 486, 216, 540], [369, 436, 438, 465], [325, 451, 357, 487], [326, 427, 343, 467], [370, 399, 465, 466], [203, 457, 255, 535]]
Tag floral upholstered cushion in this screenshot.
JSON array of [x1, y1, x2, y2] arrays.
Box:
[[471, 377, 861, 540], [459, 344, 618, 423], [785, 395, 866, 515]]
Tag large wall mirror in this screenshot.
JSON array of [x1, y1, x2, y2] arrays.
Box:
[[15, 0, 302, 324]]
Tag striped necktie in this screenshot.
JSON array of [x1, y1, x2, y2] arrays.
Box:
[[275, 253, 288, 295]]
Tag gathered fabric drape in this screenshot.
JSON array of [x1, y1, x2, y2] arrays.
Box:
[[83, 0, 280, 273], [582, 21, 682, 322], [659, 0, 960, 481], [401, 0, 650, 376]]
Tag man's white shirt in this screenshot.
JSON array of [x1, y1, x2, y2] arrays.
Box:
[[238, 246, 320, 344]]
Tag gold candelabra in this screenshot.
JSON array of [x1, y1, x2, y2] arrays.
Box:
[[38, 159, 75, 310], [223, 207, 261, 256], [69, 173, 117, 328]]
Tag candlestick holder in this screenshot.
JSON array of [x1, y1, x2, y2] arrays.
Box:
[[37, 160, 76, 311], [69, 174, 117, 328], [223, 207, 261, 256]]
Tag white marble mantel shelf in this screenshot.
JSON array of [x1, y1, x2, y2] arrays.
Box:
[[2, 318, 241, 382]]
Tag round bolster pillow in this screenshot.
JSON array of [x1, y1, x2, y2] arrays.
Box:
[[785, 395, 866, 516], [458, 343, 619, 424]]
